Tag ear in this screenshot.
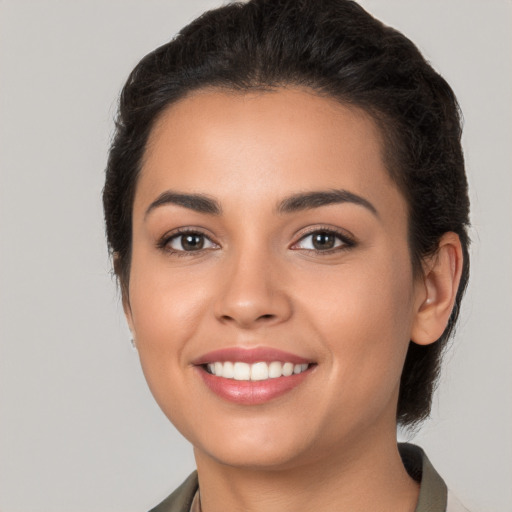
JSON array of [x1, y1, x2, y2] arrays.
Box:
[[411, 232, 464, 346]]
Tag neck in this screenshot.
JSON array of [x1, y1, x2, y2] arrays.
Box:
[[193, 424, 419, 512]]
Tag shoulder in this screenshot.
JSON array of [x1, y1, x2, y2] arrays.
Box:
[[148, 472, 198, 512]]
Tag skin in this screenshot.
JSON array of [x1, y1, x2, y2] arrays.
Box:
[[124, 88, 463, 512]]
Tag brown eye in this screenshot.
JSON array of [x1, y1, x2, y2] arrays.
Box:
[[166, 232, 217, 252], [311, 232, 336, 250], [180, 233, 204, 251], [293, 229, 353, 252]]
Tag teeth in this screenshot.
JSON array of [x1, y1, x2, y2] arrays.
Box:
[[223, 361, 234, 378], [282, 362, 294, 376], [233, 362, 250, 380], [251, 362, 269, 381], [268, 361, 282, 378], [207, 361, 310, 381]]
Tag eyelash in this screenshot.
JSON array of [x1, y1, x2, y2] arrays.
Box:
[[157, 226, 356, 256]]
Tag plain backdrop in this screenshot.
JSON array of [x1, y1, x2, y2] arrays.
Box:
[[0, 1, 511, 511]]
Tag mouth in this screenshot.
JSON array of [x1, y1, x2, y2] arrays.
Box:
[[193, 347, 316, 405]]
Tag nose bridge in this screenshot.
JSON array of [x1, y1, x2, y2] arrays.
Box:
[[215, 239, 292, 328]]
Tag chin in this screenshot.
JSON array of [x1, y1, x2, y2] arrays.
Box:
[[195, 440, 313, 472], [181, 414, 318, 471]]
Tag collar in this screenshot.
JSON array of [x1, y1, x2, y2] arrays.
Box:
[[399, 442, 448, 512]]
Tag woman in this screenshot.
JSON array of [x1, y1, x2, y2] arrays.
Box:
[[103, 1, 471, 510]]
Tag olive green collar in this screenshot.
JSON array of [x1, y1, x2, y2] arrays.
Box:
[[399, 443, 448, 512], [149, 471, 198, 512]]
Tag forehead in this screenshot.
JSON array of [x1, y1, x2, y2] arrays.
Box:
[[137, 87, 405, 219]]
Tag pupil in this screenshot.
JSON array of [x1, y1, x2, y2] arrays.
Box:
[[182, 234, 204, 251], [313, 232, 335, 250]]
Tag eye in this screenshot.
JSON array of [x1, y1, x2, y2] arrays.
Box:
[[161, 230, 218, 253], [292, 229, 354, 252]]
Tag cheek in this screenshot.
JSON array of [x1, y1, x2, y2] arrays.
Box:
[[300, 251, 415, 337], [126, 263, 207, 426], [297, 253, 415, 406], [126, 253, 213, 379]]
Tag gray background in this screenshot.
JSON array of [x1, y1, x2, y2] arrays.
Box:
[[0, 1, 510, 511]]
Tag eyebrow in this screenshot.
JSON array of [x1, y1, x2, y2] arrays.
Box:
[[144, 188, 377, 219], [145, 191, 222, 218], [277, 189, 378, 216]]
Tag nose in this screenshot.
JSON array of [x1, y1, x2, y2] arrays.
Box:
[[214, 249, 293, 329]]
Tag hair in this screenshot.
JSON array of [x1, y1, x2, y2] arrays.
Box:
[[103, 0, 470, 426]]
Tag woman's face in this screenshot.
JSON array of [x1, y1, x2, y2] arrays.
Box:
[[126, 88, 426, 469]]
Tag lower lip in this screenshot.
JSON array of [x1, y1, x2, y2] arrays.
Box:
[[197, 367, 311, 405]]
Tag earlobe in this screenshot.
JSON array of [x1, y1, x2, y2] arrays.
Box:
[[411, 232, 463, 346]]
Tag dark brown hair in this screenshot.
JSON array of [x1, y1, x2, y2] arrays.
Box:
[[103, 0, 470, 426]]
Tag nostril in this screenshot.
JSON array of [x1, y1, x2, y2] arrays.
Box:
[[258, 314, 275, 321], [220, 313, 276, 324]]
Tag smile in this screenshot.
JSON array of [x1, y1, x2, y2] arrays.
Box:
[[194, 347, 315, 405], [206, 361, 310, 381]]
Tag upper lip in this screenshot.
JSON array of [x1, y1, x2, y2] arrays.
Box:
[[192, 347, 313, 366]]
